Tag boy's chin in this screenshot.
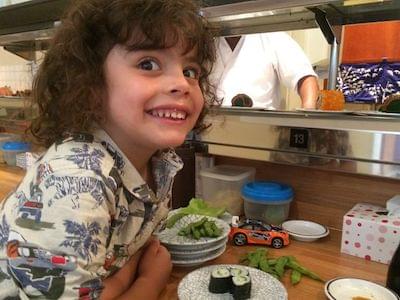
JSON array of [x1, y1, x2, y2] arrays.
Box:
[[162, 137, 187, 149]]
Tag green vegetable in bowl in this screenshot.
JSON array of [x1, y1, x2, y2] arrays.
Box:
[[166, 198, 226, 228], [177, 217, 222, 240]]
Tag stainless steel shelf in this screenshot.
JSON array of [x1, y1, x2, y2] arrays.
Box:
[[198, 108, 400, 180], [202, 0, 399, 36], [0, 0, 398, 41], [0, 0, 67, 59]]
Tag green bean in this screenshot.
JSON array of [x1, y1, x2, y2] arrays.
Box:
[[286, 260, 323, 282], [274, 256, 289, 279], [199, 227, 206, 237], [203, 221, 214, 236], [166, 212, 188, 228], [191, 227, 201, 240], [177, 218, 221, 239], [240, 249, 324, 285], [259, 258, 272, 273], [291, 269, 302, 285]]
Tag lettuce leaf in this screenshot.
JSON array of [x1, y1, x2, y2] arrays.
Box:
[[166, 198, 226, 228]]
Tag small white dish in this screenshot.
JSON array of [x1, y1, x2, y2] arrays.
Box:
[[281, 220, 329, 242], [325, 277, 399, 300]]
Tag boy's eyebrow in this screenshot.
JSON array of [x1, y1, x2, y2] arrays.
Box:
[[184, 53, 201, 65]]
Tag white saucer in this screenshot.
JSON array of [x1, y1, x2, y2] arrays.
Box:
[[325, 277, 399, 300], [281, 220, 329, 242]]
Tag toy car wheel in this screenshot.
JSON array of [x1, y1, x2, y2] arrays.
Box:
[[271, 238, 284, 249], [233, 233, 247, 246]]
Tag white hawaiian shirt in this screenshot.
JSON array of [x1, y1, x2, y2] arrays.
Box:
[[0, 128, 183, 299]]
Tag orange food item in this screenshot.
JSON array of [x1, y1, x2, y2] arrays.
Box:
[[0, 86, 13, 97], [317, 90, 345, 111]]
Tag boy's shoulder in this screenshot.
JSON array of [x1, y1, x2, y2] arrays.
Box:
[[36, 133, 114, 175]]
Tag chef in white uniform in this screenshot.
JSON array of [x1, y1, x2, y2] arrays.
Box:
[[210, 32, 319, 109]]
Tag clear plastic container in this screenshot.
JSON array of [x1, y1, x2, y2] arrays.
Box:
[[2, 141, 30, 166], [242, 181, 294, 225], [0, 133, 20, 163], [199, 165, 255, 216]]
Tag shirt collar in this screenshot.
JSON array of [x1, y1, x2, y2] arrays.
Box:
[[92, 128, 183, 203]]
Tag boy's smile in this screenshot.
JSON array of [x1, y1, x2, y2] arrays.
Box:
[[102, 42, 204, 166]]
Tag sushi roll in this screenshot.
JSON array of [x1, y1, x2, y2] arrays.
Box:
[[230, 267, 249, 277], [231, 274, 252, 300], [208, 267, 231, 294]]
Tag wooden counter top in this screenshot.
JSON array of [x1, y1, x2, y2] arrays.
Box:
[[0, 165, 389, 299], [0, 164, 25, 199], [160, 229, 388, 300]]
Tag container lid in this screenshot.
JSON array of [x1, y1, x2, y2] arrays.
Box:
[[2, 141, 30, 151], [242, 181, 293, 202], [199, 164, 255, 181]]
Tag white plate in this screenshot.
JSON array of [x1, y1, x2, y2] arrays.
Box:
[[178, 264, 288, 300], [172, 244, 227, 267], [281, 220, 329, 242], [157, 214, 230, 251], [167, 208, 233, 225], [325, 277, 400, 300], [169, 237, 228, 258]]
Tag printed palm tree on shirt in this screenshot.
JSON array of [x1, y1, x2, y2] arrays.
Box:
[[0, 215, 10, 249], [60, 220, 101, 263], [66, 144, 105, 174]]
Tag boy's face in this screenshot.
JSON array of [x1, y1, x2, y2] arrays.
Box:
[[102, 42, 204, 156]]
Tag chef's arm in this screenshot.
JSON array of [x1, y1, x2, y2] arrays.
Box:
[[298, 75, 319, 109]]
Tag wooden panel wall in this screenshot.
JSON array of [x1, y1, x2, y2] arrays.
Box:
[[216, 156, 400, 230], [342, 21, 400, 63]]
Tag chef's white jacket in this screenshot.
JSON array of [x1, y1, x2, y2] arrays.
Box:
[[211, 32, 317, 109]]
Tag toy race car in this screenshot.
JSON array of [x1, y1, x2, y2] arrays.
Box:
[[229, 218, 289, 249]]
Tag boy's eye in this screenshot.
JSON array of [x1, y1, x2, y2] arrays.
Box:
[[138, 59, 160, 71], [183, 68, 200, 79]]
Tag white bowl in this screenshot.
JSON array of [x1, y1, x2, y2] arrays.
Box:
[[325, 277, 399, 300], [281, 220, 329, 242]]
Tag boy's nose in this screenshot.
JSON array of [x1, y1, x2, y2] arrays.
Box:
[[169, 72, 190, 96]]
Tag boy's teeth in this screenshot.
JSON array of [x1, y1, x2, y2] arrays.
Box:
[[150, 109, 187, 120]]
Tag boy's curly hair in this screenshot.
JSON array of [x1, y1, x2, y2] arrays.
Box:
[[29, 0, 218, 147]]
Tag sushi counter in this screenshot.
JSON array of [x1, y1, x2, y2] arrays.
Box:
[[0, 165, 389, 299], [0, 164, 24, 199], [160, 229, 388, 299]]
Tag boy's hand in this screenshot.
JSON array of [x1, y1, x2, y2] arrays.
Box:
[[138, 237, 172, 292]]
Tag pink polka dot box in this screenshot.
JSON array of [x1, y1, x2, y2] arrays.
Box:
[[341, 203, 400, 264]]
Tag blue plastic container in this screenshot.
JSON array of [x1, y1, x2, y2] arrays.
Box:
[[242, 181, 294, 225], [2, 141, 30, 166]]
